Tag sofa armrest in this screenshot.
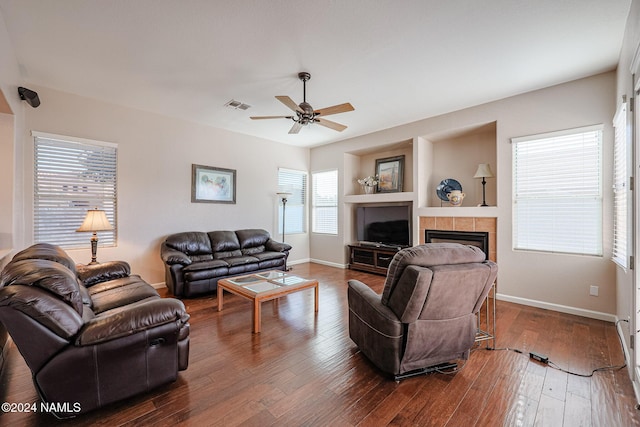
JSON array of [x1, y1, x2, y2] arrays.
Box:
[[265, 239, 292, 252], [161, 243, 192, 266], [76, 298, 190, 346], [347, 280, 402, 336], [76, 261, 131, 287]]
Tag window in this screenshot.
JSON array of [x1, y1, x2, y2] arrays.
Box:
[[512, 125, 602, 256], [312, 170, 338, 235], [613, 103, 629, 268], [34, 132, 117, 248], [277, 168, 307, 235]]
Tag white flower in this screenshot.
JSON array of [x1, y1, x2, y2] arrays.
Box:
[[357, 175, 379, 187]]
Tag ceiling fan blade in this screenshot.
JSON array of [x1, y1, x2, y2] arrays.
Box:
[[314, 102, 354, 117], [288, 122, 303, 134], [316, 118, 347, 132], [276, 96, 303, 113], [250, 115, 292, 120]]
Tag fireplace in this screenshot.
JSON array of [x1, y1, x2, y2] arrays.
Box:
[[425, 230, 489, 260]]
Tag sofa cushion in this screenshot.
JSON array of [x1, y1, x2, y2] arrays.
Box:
[[190, 254, 214, 262], [0, 259, 83, 315], [184, 267, 229, 282], [228, 263, 259, 275], [213, 249, 242, 260], [183, 259, 229, 272], [0, 285, 84, 339], [236, 229, 270, 249], [208, 231, 241, 252], [251, 251, 285, 261], [242, 245, 265, 255], [224, 255, 260, 267], [90, 276, 160, 314], [89, 275, 152, 295], [164, 232, 212, 257], [258, 258, 285, 270], [11, 242, 77, 274]]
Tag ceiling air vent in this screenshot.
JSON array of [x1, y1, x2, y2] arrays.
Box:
[[224, 99, 251, 110]]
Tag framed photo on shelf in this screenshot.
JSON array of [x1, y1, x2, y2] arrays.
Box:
[[375, 155, 404, 193], [191, 164, 236, 204]]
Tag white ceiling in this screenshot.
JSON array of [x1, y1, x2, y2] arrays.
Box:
[[0, 0, 631, 147]]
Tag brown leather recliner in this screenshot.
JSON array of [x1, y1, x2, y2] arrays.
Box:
[[0, 243, 190, 418], [347, 243, 497, 380]]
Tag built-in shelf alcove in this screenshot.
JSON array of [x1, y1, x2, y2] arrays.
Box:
[[421, 121, 497, 208], [344, 139, 413, 197]]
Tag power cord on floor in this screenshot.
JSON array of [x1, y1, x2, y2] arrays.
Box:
[[434, 358, 467, 375], [486, 319, 628, 378]]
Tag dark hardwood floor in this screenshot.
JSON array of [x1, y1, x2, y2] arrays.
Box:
[[1, 263, 639, 426]]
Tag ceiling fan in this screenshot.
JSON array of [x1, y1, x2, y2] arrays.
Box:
[[250, 72, 354, 134]]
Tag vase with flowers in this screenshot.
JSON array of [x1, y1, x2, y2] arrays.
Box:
[[357, 175, 378, 194]]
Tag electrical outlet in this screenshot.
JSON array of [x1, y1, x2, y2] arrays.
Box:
[[589, 285, 599, 297]]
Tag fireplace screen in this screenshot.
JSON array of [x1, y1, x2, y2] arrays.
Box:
[[425, 230, 489, 260]]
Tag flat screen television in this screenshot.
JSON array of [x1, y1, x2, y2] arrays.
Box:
[[356, 203, 412, 248]]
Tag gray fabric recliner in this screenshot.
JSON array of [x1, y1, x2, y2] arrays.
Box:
[[347, 243, 498, 380]]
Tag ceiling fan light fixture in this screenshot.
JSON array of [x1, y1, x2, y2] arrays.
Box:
[[250, 72, 353, 133]]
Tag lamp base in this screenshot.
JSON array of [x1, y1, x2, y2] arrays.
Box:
[[89, 233, 100, 264]]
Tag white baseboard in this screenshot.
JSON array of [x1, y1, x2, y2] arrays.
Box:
[[496, 293, 616, 322], [151, 282, 166, 289], [614, 317, 640, 406], [309, 258, 348, 269], [288, 258, 311, 266]]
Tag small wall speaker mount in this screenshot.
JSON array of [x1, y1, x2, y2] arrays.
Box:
[[18, 86, 40, 108]]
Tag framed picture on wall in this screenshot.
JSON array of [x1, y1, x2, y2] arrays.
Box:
[[375, 155, 404, 193], [191, 164, 236, 204]]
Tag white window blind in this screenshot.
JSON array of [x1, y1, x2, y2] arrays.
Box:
[[512, 126, 602, 256], [278, 168, 307, 235], [34, 133, 117, 248], [613, 104, 629, 268], [312, 170, 338, 235]]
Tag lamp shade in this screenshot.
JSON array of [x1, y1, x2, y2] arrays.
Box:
[[473, 163, 495, 179], [76, 209, 113, 232]]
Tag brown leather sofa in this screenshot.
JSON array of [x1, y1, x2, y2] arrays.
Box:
[[347, 243, 497, 380], [161, 229, 291, 297], [0, 243, 190, 418]]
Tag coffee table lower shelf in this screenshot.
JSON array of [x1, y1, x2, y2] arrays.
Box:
[[217, 271, 319, 333]]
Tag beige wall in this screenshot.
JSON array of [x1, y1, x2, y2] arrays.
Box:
[[311, 71, 617, 317], [0, 113, 14, 252], [428, 128, 497, 207], [16, 86, 310, 284]]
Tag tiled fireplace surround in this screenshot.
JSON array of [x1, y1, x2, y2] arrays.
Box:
[[419, 216, 497, 262]]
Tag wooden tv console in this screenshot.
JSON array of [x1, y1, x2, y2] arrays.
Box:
[[348, 244, 402, 275]]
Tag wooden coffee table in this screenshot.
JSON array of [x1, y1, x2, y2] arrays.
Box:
[[217, 270, 319, 333]]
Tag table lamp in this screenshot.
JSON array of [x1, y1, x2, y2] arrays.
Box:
[[76, 208, 113, 264], [473, 163, 494, 207]]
